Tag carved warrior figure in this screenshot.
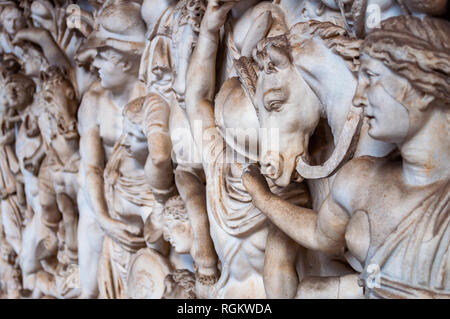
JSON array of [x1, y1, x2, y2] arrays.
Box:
[[0, 62, 35, 257], [35, 66, 79, 265], [76, 0, 147, 298], [0, 0, 448, 300], [243, 15, 450, 298], [13, 0, 96, 97], [139, 0, 220, 298], [186, 0, 311, 298]]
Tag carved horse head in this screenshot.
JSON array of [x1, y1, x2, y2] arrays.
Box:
[[241, 20, 363, 187], [38, 66, 78, 141]]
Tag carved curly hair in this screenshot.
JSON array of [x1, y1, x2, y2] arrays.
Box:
[[253, 20, 362, 75], [164, 195, 189, 223], [163, 269, 196, 299], [173, 0, 206, 33], [362, 15, 450, 104]]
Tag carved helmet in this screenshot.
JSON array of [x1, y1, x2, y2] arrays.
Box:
[[76, 0, 146, 64]]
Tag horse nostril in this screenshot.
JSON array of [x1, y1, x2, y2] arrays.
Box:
[[261, 152, 283, 180], [262, 162, 276, 176]]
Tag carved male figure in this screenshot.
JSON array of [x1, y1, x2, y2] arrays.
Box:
[[76, 0, 147, 298]]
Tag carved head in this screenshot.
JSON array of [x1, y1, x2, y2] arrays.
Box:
[[0, 4, 27, 36], [162, 195, 193, 254], [17, 43, 50, 77], [162, 269, 196, 299], [0, 60, 35, 112], [122, 96, 149, 164], [92, 48, 141, 90], [78, 0, 146, 79], [170, 0, 206, 107], [39, 66, 78, 140], [251, 20, 362, 185], [30, 0, 55, 31], [251, 32, 320, 186], [353, 16, 450, 145]]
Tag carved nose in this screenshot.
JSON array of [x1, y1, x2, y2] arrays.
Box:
[[261, 151, 283, 180], [353, 83, 368, 108]]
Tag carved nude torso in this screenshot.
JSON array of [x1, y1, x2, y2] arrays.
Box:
[[326, 154, 450, 297]]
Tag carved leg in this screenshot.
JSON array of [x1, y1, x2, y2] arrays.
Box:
[[1, 197, 23, 256], [264, 224, 300, 299], [77, 192, 104, 299], [38, 166, 61, 232], [175, 168, 219, 295], [56, 193, 78, 263]]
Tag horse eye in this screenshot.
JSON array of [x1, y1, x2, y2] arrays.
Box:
[[264, 100, 284, 112], [44, 96, 52, 103], [270, 101, 283, 111]]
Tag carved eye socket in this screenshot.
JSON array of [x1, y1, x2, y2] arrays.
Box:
[[364, 69, 378, 81], [264, 100, 284, 112], [266, 62, 276, 74]]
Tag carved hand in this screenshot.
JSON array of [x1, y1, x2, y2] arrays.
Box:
[[241, 164, 272, 203], [202, 0, 238, 34], [101, 218, 146, 253]]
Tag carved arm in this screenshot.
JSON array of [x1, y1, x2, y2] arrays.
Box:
[[242, 164, 349, 254]]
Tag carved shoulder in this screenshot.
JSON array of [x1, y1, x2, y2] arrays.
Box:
[[78, 83, 104, 135], [331, 156, 385, 213]]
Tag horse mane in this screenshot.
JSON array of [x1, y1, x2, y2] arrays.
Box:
[[289, 20, 362, 72], [40, 66, 73, 92]]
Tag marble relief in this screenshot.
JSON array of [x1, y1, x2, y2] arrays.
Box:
[[0, 0, 448, 299]]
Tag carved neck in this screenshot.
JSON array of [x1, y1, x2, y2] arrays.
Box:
[[108, 78, 140, 110], [399, 107, 450, 186], [298, 42, 357, 141]]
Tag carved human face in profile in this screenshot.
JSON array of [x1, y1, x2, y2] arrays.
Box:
[[1, 7, 26, 36], [162, 206, 193, 254], [92, 48, 134, 91], [122, 118, 148, 164], [353, 55, 412, 144]]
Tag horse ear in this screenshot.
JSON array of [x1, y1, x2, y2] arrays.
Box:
[[267, 45, 290, 69]]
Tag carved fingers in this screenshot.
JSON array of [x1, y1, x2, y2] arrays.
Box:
[[103, 219, 146, 253], [241, 164, 272, 201], [203, 0, 239, 33]]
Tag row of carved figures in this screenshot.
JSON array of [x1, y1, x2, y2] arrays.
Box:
[[0, 0, 448, 299]]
